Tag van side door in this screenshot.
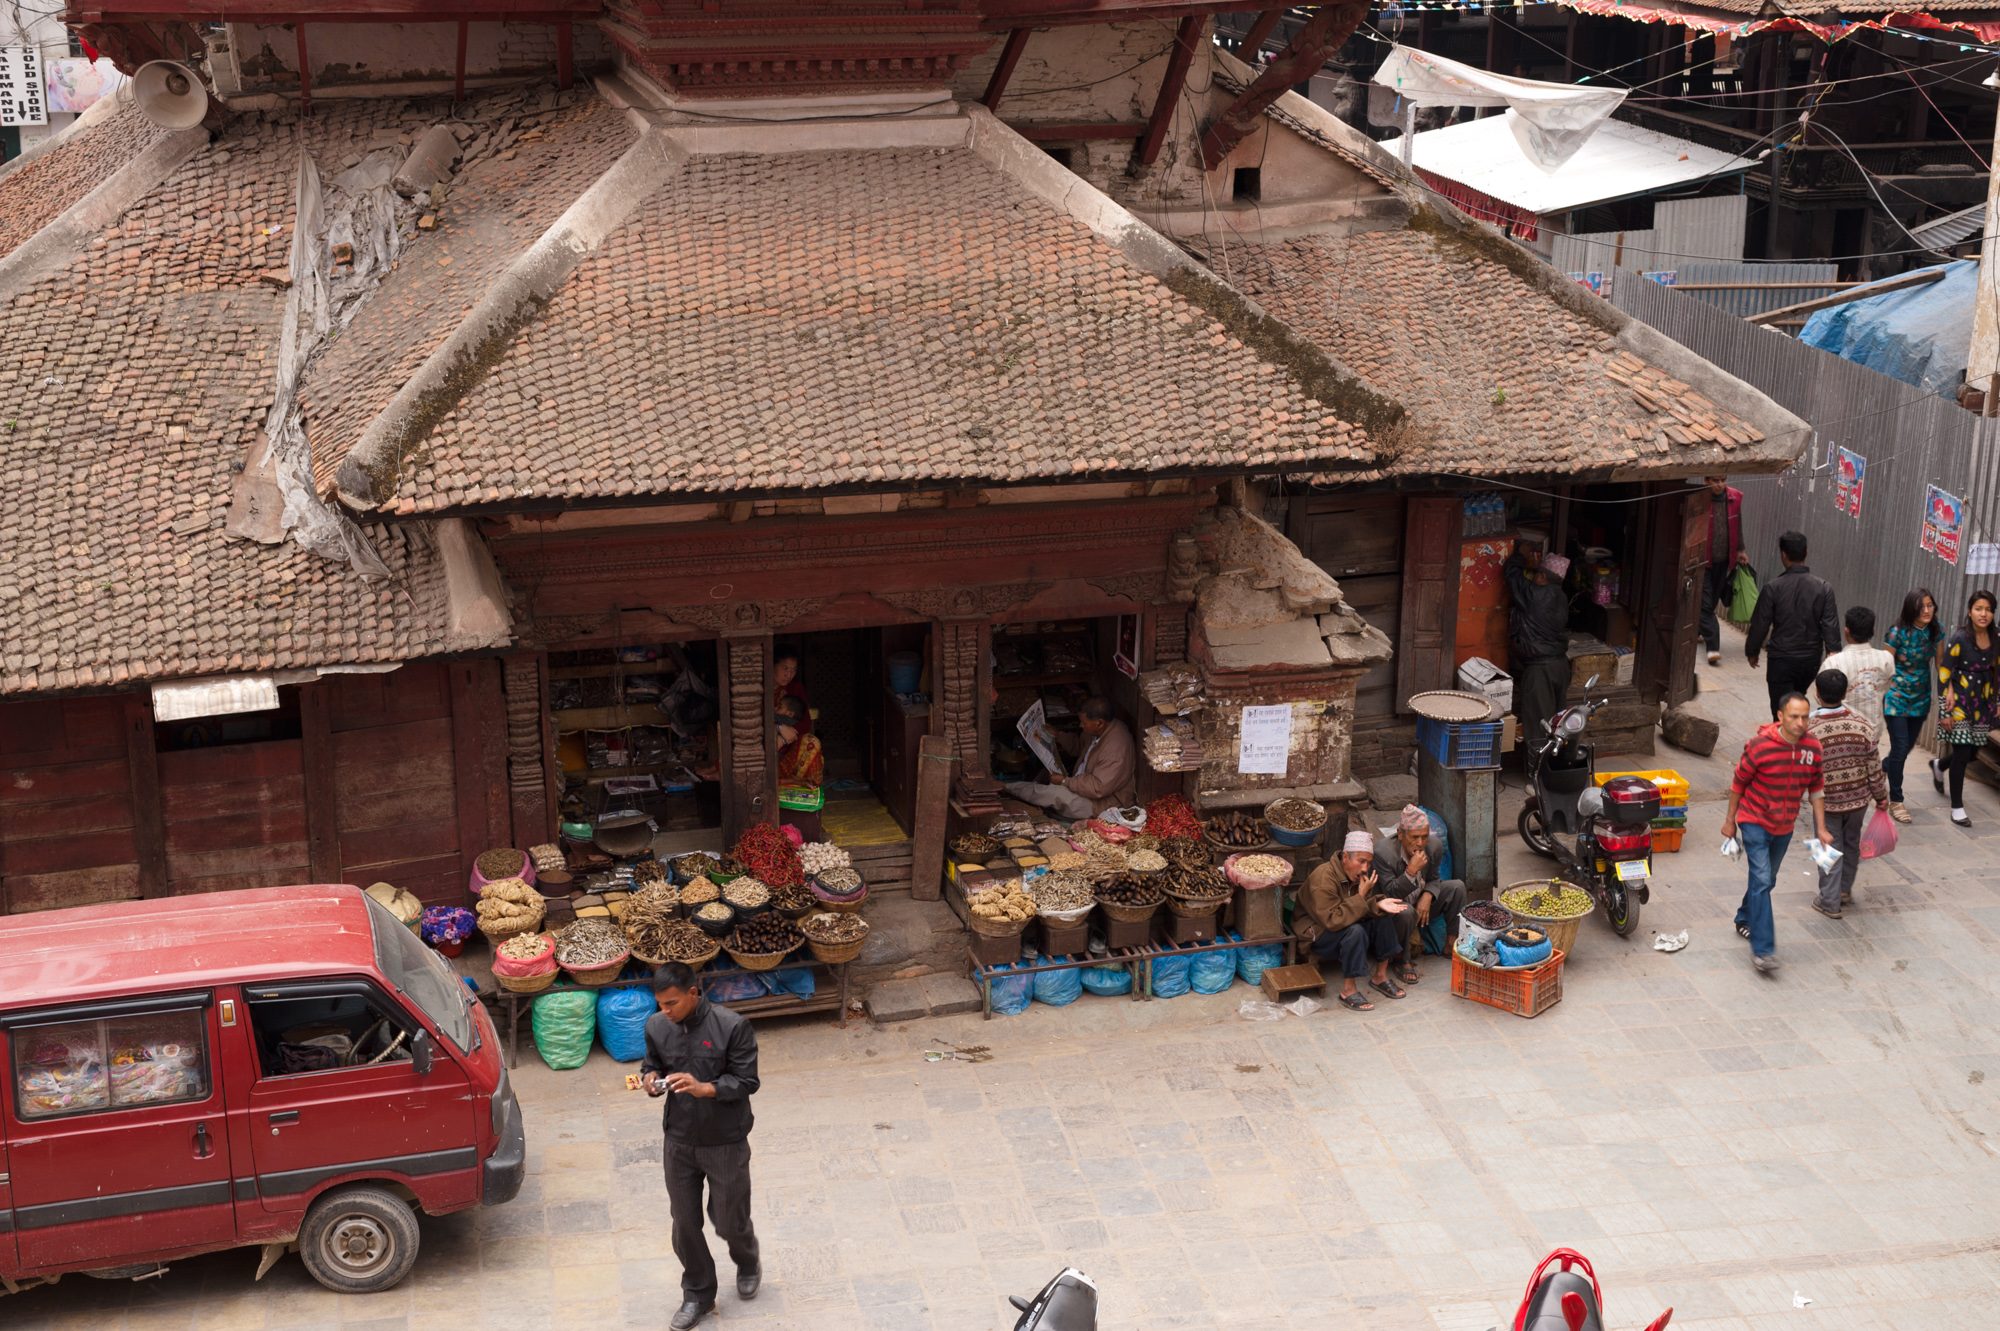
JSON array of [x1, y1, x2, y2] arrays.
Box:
[[2, 994, 235, 1272], [240, 980, 477, 1221], [0, 1030, 17, 1273]]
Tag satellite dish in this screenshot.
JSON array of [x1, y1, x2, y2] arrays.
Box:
[[122, 61, 209, 130]]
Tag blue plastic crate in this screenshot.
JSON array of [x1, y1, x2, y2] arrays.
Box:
[[1416, 716, 1502, 770]]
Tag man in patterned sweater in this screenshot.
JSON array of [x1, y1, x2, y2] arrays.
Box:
[[1721, 693, 1830, 974], [1807, 669, 1888, 920]]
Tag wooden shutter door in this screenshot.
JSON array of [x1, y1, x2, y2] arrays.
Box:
[[1396, 496, 1463, 710]]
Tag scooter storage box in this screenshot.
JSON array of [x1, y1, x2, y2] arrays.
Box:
[[1599, 776, 1660, 826]]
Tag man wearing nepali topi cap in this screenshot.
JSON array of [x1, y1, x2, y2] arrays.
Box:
[[1292, 830, 1412, 1011], [1372, 806, 1467, 985]]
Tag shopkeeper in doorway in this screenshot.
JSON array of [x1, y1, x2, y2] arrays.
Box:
[[774, 695, 825, 841], [773, 650, 811, 734], [1504, 542, 1572, 772], [1001, 697, 1137, 820]]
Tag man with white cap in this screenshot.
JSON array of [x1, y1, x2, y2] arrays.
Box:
[[1293, 830, 1411, 1011], [1372, 806, 1468, 983], [1505, 542, 1573, 775]]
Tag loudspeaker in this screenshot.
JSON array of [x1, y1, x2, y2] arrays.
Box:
[[121, 61, 209, 130]]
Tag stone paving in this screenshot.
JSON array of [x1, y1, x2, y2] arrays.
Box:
[[18, 646, 2000, 1330]]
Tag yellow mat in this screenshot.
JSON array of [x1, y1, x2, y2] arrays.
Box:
[[821, 795, 907, 847]]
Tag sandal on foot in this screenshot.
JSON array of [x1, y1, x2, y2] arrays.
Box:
[[1889, 802, 1912, 825], [1370, 978, 1407, 1001], [1735, 922, 1751, 940], [1399, 963, 1421, 985], [1338, 991, 1374, 1012]]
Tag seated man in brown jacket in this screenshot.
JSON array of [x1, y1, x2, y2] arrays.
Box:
[[1295, 831, 1411, 1011], [1002, 698, 1137, 821]]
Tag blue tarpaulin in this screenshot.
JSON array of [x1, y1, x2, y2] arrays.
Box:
[[1798, 261, 1972, 399]]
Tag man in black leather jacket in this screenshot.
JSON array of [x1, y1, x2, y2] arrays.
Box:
[[1746, 530, 1839, 716], [1505, 545, 1572, 773], [642, 963, 762, 1329]]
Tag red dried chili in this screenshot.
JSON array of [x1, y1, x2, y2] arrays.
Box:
[[732, 822, 805, 888], [1144, 794, 1202, 843]]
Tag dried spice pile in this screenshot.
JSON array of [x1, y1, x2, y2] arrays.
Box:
[[680, 876, 720, 906], [950, 832, 1003, 860], [1095, 875, 1163, 908], [674, 852, 722, 881], [730, 915, 803, 955], [1204, 811, 1270, 847], [1144, 794, 1203, 842], [798, 841, 850, 874], [734, 823, 804, 888], [1029, 872, 1095, 913], [722, 878, 770, 910], [1265, 798, 1326, 832], [969, 882, 1036, 924], [554, 919, 627, 967], [477, 848, 528, 878], [800, 912, 867, 944]]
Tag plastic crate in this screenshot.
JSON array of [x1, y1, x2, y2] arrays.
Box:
[[1651, 827, 1685, 853], [1451, 948, 1565, 1018], [1417, 716, 1502, 770], [1656, 804, 1688, 820], [1594, 769, 1688, 806]]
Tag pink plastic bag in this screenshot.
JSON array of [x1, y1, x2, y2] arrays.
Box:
[[1860, 807, 1899, 860]]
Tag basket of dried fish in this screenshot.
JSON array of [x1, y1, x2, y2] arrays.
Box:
[[554, 919, 631, 987]]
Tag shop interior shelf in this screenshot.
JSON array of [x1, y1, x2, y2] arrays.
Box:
[[554, 705, 670, 733], [992, 671, 1095, 690], [547, 662, 653, 680]]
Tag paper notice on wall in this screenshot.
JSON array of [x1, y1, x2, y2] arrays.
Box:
[[1017, 698, 1066, 779], [1966, 542, 2000, 576], [1238, 704, 1293, 775]]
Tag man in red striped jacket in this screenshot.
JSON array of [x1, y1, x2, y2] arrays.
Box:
[[1720, 693, 1830, 974]]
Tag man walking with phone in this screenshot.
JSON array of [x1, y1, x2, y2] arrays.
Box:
[[641, 963, 762, 1329]]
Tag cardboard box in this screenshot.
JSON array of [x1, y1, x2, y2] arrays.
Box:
[[1457, 656, 1513, 712], [1613, 647, 1636, 686]]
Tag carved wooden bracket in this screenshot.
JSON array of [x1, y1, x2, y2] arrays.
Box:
[[877, 583, 1051, 620], [1085, 572, 1168, 606]]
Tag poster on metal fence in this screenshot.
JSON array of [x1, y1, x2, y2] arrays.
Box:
[[1921, 485, 1964, 565], [1832, 447, 1865, 518], [1966, 543, 2000, 577]]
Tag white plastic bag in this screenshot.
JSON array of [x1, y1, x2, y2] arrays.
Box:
[[1284, 995, 1322, 1017], [1719, 836, 1742, 860], [1805, 838, 1843, 874], [1238, 1000, 1287, 1022]]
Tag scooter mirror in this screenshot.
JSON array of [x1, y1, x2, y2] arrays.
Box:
[[1584, 674, 1599, 690]]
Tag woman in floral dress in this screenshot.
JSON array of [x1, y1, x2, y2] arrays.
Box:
[[1936, 589, 2000, 828], [1884, 588, 1941, 823]]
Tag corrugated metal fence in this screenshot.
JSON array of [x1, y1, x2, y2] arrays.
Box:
[[1612, 267, 2000, 652]]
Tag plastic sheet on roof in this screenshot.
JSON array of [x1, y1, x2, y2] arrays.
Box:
[[1799, 260, 1973, 400], [1371, 45, 1625, 173]]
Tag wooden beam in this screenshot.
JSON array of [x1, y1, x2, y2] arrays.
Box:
[[295, 22, 311, 113], [984, 27, 1031, 110], [299, 682, 340, 884], [1012, 122, 1147, 141], [555, 19, 573, 89], [122, 696, 167, 899], [1239, 6, 1283, 61], [1198, 2, 1364, 169], [910, 734, 953, 902], [1136, 14, 1204, 167], [454, 19, 469, 103], [1746, 267, 1944, 325]]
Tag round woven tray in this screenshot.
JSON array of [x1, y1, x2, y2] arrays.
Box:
[[805, 936, 866, 966], [967, 911, 1029, 938], [1095, 896, 1162, 924], [1408, 689, 1498, 723], [725, 944, 798, 972], [563, 954, 630, 987], [495, 967, 557, 995]]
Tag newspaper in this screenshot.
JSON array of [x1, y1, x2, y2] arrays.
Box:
[[1016, 698, 1066, 779]]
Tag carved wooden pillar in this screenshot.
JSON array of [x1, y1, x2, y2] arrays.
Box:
[[718, 632, 775, 841], [502, 651, 554, 844], [934, 619, 989, 780]]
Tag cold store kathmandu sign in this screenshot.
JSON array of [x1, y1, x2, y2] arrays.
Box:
[[1, 46, 47, 126]]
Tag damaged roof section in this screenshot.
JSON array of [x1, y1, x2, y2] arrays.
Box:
[[0, 100, 164, 261]]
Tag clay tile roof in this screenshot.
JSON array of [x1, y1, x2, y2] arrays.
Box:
[[0, 95, 517, 697], [389, 146, 1380, 512], [0, 102, 164, 260], [301, 95, 637, 495], [1196, 220, 1796, 478]]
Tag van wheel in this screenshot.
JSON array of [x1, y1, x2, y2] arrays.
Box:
[[298, 1186, 420, 1294]]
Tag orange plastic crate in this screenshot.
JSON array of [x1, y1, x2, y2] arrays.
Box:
[[1451, 948, 1565, 1018], [1651, 827, 1685, 853]]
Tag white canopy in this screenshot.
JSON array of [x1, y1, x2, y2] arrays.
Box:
[[1372, 45, 1625, 173], [1383, 114, 1761, 217]]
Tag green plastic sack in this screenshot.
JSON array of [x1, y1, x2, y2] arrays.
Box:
[[531, 991, 597, 1071], [1728, 565, 1760, 624]]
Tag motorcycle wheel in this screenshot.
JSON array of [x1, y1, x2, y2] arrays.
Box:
[[1604, 883, 1642, 937], [1517, 804, 1557, 859]]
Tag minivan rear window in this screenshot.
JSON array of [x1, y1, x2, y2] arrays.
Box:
[[365, 896, 475, 1053], [15, 1009, 210, 1120]]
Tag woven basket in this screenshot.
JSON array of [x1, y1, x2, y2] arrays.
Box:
[[1499, 880, 1594, 958], [1168, 893, 1229, 917], [967, 911, 1029, 939], [805, 935, 866, 965], [1095, 896, 1162, 924], [563, 953, 631, 987], [1037, 903, 1095, 925], [725, 944, 798, 972], [495, 967, 558, 995], [814, 889, 867, 915], [632, 940, 721, 970], [479, 911, 545, 946]]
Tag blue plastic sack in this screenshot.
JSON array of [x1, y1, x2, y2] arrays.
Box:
[[761, 966, 816, 999], [1150, 953, 1192, 998], [1495, 932, 1553, 968], [1419, 805, 1454, 881], [595, 987, 654, 1063], [988, 962, 1032, 1016], [1420, 916, 1449, 957], [705, 972, 766, 1003], [1079, 964, 1132, 996], [1033, 963, 1082, 1007], [1235, 942, 1283, 985], [1190, 947, 1235, 994]]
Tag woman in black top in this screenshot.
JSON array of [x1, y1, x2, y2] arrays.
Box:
[[1935, 589, 2000, 827]]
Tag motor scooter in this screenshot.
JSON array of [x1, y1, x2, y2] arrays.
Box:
[[1008, 1267, 1097, 1330], [1515, 677, 1661, 938]]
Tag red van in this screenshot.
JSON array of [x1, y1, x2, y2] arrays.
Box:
[[0, 884, 523, 1296]]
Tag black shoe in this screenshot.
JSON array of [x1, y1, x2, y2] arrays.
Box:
[[671, 1298, 716, 1330], [738, 1268, 762, 1299], [1933, 758, 1946, 794]]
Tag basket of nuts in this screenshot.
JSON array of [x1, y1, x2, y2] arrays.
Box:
[[1094, 874, 1164, 924], [725, 915, 805, 971], [798, 911, 870, 965]]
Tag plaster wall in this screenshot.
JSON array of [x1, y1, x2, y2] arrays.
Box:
[[219, 20, 612, 93]]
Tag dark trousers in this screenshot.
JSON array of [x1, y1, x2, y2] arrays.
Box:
[[1701, 561, 1729, 653], [1764, 654, 1820, 718], [1310, 915, 1406, 979], [665, 1138, 759, 1301], [1948, 741, 1982, 808], [1515, 656, 1570, 768], [1884, 714, 1924, 802], [1818, 806, 1866, 909]]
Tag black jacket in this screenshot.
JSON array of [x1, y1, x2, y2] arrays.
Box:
[[1504, 556, 1570, 663], [1745, 563, 1839, 662], [640, 999, 760, 1145]]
